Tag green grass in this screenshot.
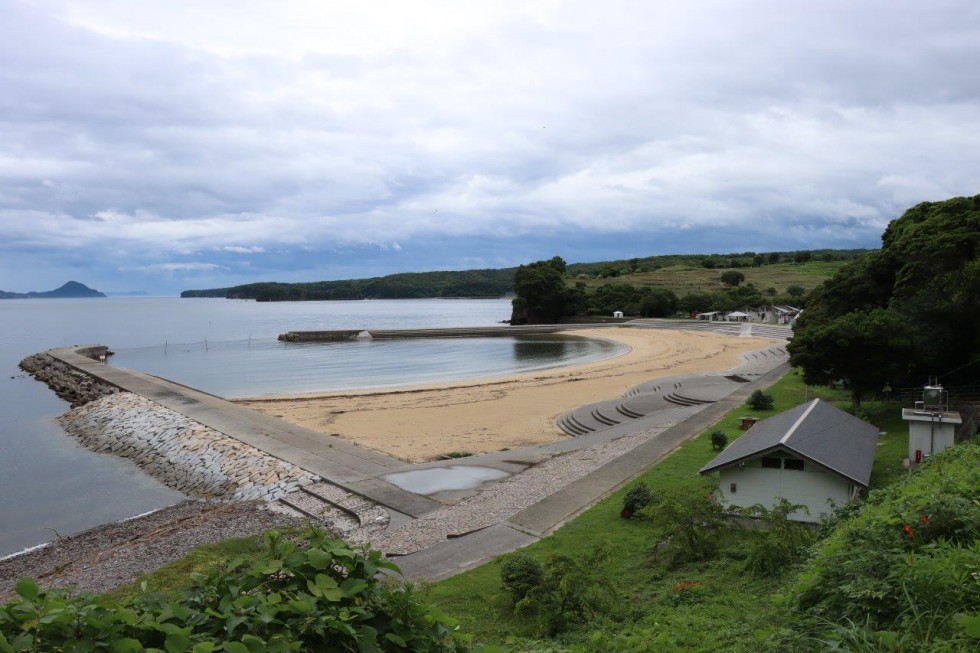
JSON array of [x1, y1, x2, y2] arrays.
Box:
[[113, 527, 306, 598], [574, 261, 846, 297], [425, 370, 914, 650]]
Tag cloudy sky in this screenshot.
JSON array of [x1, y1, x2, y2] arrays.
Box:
[[1, 1, 978, 294]]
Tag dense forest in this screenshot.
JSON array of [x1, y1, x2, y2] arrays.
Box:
[[181, 249, 872, 302], [789, 194, 980, 403]]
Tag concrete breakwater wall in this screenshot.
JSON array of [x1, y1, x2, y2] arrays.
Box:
[[59, 392, 320, 500], [19, 351, 119, 407], [22, 350, 320, 501], [278, 324, 591, 342]]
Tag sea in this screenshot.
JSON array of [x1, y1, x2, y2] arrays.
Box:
[[0, 297, 622, 558]]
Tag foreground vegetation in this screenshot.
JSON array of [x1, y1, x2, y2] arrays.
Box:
[[0, 530, 475, 652]]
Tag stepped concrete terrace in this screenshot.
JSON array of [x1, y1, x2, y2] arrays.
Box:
[[555, 326, 790, 438], [44, 320, 792, 582]]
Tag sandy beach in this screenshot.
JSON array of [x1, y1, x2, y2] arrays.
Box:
[[240, 328, 783, 462]]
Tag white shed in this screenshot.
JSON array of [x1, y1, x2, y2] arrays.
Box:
[[613, 310, 624, 318], [700, 399, 879, 523]]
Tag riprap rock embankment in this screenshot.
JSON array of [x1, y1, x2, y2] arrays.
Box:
[[19, 351, 119, 407], [59, 393, 319, 500], [21, 351, 319, 501]]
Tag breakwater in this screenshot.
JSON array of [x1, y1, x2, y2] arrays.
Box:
[[277, 324, 595, 342], [19, 350, 119, 407], [59, 393, 319, 500], [21, 350, 319, 501]]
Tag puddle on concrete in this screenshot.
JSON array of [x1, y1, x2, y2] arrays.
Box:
[[383, 465, 510, 495]]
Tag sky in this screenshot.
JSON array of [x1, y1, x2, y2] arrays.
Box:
[[1, 1, 978, 295]]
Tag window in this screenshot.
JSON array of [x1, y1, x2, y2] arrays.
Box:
[[783, 458, 805, 471], [761, 457, 781, 469]]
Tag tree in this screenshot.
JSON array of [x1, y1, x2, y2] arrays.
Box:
[[791, 195, 980, 389], [788, 308, 914, 405], [678, 291, 715, 314], [510, 256, 569, 324], [720, 270, 746, 287], [638, 288, 678, 317], [786, 285, 806, 299]]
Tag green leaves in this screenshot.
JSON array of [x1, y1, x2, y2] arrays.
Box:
[[12, 579, 37, 601], [0, 528, 472, 652], [790, 441, 980, 646]]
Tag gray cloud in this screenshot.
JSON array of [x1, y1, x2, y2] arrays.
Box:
[[1, 0, 979, 293]]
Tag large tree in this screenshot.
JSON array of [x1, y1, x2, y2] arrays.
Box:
[[789, 308, 914, 405], [510, 256, 571, 324], [789, 195, 980, 394]]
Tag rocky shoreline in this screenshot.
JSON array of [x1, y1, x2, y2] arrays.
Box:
[[0, 500, 304, 599]]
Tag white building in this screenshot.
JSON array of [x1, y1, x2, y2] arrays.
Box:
[[699, 399, 879, 523], [902, 385, 961, 464]]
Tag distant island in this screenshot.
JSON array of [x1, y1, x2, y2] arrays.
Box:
[[0, 281, 107, 299]]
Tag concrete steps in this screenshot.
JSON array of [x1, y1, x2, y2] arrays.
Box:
[[556, 373, 750, 437]]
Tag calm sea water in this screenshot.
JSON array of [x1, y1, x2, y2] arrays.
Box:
[[0, 298, 618, 557]]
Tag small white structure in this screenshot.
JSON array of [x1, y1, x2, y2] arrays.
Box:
[[613, 310, 624, 318], [902, 384, 961, 464], [697, 311, 720, 321], [726, 311, 750, 322], [700, 399, 879, 523]]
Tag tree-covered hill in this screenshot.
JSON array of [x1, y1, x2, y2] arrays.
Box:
[[181, 249, 871, 302], [789, 194, 980, 402], [181, 268, 517, 301]]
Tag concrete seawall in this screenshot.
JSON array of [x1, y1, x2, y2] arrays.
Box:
[[278, 324, 599, 342], [21, 349, 319, 501], [21, 345, 438, 518]]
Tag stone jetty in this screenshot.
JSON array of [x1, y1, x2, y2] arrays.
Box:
[[59, 392, 319, 500], [20, 350, 320, 501], [19, 351, 119, 407]]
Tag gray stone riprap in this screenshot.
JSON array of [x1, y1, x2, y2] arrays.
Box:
[[59, 392, 320, 500], [19, 352, 119, 407]]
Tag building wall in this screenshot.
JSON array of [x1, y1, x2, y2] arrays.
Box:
[[717, 459, 853, 523], [908, 420, 956, 459]]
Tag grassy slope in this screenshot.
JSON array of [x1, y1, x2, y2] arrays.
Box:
[[574, 261, 845, 297], [424, 370, 910, 651]]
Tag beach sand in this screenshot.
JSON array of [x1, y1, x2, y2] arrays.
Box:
[[239, 328, 783, 462]]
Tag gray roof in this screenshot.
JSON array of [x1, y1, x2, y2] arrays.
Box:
[[699, 399, 880, 486]]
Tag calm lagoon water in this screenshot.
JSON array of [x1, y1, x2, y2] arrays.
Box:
[[0, 297, 619, 557]]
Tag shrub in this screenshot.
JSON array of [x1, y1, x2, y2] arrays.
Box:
[[736, 498, 816, 577], [621, 482, 654, 518], [0, 528, 472, 652], [639, 481, 726, 568], [746, 390, 774, 410], [515, 543, 617, 636], [789, 442, 980, 646], [500, 553, 544, 604], [710, 430, 728, 451], [720, 270, 746, 287]]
